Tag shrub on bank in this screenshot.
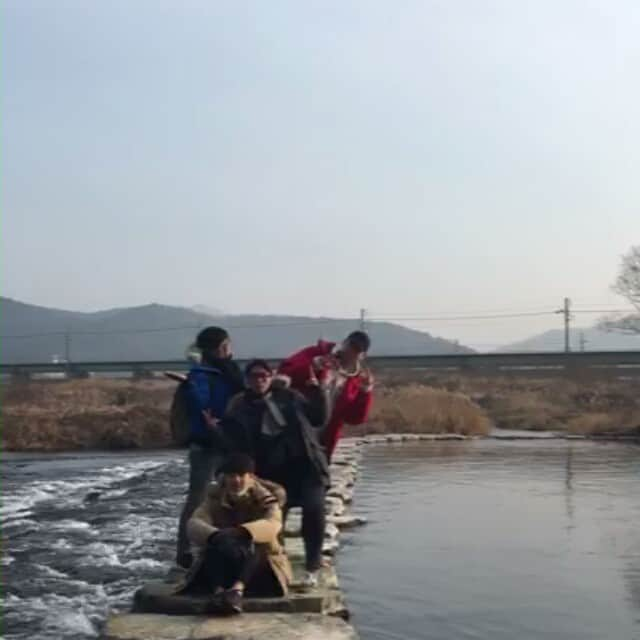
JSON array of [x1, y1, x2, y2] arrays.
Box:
[[1, 379, 491, 450], [356, 384, 492, 437], [378, 372, 640, 436], [3, 376, 638, 451], [1, 379, 174, 451]]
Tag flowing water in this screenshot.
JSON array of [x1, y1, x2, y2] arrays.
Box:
[[1, 440, 638, 639], [1, 450, 183, 639]]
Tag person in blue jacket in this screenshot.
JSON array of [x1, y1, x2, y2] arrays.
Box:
[[176, 326, 244, 569]]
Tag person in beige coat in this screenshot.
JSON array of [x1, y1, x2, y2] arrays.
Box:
[[175, 453, 292, 615]]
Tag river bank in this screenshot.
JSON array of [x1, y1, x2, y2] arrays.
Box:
[[2, 376, 639, 452]]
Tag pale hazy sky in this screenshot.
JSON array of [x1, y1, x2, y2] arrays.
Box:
[[2, 1, 640, 349]]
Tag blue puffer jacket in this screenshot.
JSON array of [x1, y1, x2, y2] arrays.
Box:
[[186, 362, 243, 446]]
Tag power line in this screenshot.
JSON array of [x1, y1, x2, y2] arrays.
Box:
[[371, 308, 555, 317], [571, 308, 636, 314], [373, 311, 557, 322]]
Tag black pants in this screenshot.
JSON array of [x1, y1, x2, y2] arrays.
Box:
[[285, 481, 326, 572], [201, 539, 281, 597]]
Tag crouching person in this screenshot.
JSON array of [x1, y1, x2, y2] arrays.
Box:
[[175, 453, 292, 615]]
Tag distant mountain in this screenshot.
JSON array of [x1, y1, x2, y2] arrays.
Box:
[[0, 297, 473, 363], [498, 326, 640, 352], [191, 304, 223, 316]]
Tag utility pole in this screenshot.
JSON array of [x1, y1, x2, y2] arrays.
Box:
[[579, 331, 587, 352], [359, 308, 367, 332], [563, 298, 571, 352], [556, 297, 571, 352], [64, 330, 71, 363], [555, 298, 572, 352]]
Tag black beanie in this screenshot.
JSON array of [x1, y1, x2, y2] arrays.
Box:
[[346, 330, 371, 353], [244, 358, 273, 376], [219, 453, 256, 476], [196, 326, 229, 352]]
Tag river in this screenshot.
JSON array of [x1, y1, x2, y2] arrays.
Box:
[[1, 440, 639, 639]]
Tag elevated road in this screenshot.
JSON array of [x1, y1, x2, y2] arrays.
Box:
[[2, 351, 640, 379]]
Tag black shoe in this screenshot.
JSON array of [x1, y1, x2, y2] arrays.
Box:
[[206, 592, 227, 615], [221, 589, 243, 615]]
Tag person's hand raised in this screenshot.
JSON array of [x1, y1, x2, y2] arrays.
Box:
[[202, 409, 219, 430], [307, 364, 319, 387], [359, 367, 375, 392]]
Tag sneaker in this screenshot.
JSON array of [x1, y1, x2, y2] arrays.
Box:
[[221, 589, 243, 615], [302, 571, 319, 589]]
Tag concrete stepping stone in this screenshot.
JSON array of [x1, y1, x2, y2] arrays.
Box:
[[284, 517, 339, 541], [105, 612, 359, 640], [324, 496, 345, 516], [132, 578, 346, 617], [285, 536, 339, 560], [327, 514, 367, 529]]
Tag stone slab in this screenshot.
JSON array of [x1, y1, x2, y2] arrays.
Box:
[[324, 496, 346, 516], [327, 514, 367, 530], [133, 579, 345, 617], [105, 613, 358, 640], [285, 536, 340, 560], [330, 471, 357, 488], [284, 513, 302, 537], [285, 514, 343, 540], [291, 564, 340, 590]]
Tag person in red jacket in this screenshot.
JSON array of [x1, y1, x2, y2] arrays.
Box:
[[276, 331, 374, 458]]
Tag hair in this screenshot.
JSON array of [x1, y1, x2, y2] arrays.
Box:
[[195, 326, 229, 353], [244, 358, 273, 376], [219, 453, 256, 476], [345, 330, 371, 353]]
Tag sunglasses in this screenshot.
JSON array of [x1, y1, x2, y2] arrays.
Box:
[[248, 370, 271, 380]]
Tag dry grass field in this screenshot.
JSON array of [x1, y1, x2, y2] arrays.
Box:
[[1, 373, 638, 451]]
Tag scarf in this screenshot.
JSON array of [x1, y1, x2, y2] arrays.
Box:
[[243, 390, 287, 438]]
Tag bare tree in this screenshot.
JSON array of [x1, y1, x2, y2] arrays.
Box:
[[599, 245, 640, 334]]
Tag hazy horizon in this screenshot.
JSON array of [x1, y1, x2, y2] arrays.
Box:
[[3, 1, 640, 350], [5, 292, 640, 353]]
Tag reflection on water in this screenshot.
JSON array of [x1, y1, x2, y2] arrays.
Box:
[[339, 440, 640, 640]]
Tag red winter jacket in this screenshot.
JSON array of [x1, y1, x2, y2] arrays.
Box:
[[277, 341, 372, 457]]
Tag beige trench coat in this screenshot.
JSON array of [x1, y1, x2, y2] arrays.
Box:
[[175, 477, 292, 596]]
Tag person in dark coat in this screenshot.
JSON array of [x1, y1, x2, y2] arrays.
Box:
[[222, 359, 330, 588], [176, 326, 245, 569]]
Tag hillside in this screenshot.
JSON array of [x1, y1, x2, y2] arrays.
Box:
[[499, 326, 640, 352], [0, 297, 473, 363]]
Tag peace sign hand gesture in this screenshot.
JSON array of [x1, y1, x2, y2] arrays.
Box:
[[359, 367, 375, 392]]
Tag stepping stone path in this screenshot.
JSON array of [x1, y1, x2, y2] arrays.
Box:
[[109, 432, 565, 638], [104, 613, 358, 640], [105, 438, 367, 639]]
